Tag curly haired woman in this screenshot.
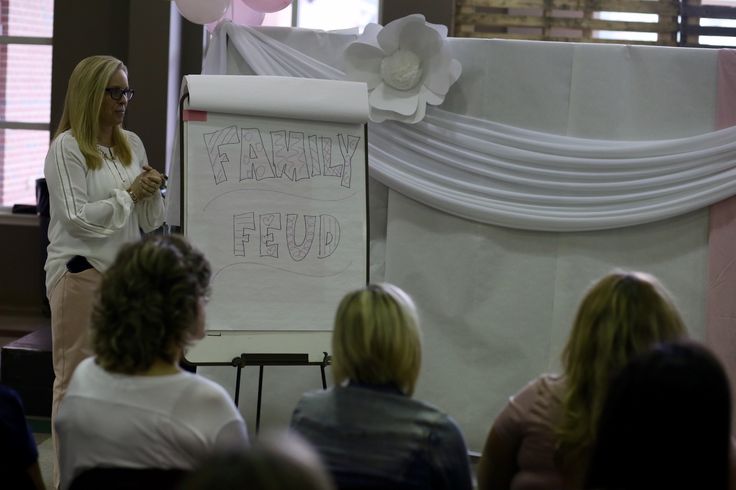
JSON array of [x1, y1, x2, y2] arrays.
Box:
[[55, 235, 248, 489]]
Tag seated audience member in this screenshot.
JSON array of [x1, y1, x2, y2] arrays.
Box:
[[585, 341, 731, 490], [0, 383, 45, 490], [55, 235, 248, 489], [291, 283, 472, 490], [182, 432, 335, 490], [476, 271, 687, 490]]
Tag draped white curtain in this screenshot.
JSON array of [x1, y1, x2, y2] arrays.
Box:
[[204, 22, 736, 231]]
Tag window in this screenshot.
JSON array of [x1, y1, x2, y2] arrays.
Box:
[[455, 0, 736, 47], [696, 0, 736, 46], [0, 0, 53, 207], [595, 11, 659, 43]]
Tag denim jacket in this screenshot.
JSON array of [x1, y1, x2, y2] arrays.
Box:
[[290, 382, 472, 490]]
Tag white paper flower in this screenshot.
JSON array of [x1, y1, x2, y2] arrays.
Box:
[[343, 14, 462, 124]]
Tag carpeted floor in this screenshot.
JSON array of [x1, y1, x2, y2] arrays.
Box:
[[34, 430, 54, 490]]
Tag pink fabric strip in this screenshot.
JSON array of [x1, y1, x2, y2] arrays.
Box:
[[182, 110, 208, 122], [707, 49, 736, 431], [716, 50, 736, 128]]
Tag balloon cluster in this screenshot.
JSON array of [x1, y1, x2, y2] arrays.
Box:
[[174, 0, 292, 30]]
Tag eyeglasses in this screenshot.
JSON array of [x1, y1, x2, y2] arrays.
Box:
[[105, 87, 135, 101]]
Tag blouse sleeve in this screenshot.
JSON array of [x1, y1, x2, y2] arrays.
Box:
[[128, 132, 166, 232], [492, 378, 540, 443], [476, 385, 531, 490], [213, 419, 249, 451], [173, 377, 249, 454], [137, 192, 165, 232], [45, 134, 134, 239]]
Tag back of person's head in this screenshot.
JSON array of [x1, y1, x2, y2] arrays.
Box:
[[556, 271, 686, 478], [586, 341, 731, 490], [182, 433, 334, 490], [332, 283, 422, 396], [55, 55, 132, 169], [91, 234, 210, 374]]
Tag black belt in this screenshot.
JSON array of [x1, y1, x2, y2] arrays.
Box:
[[66, 255, 94, 273]]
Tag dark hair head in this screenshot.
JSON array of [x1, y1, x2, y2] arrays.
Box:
[[182, 433, 334, 490], [91, 234, 210, 373], [586, 341, 732, 490]]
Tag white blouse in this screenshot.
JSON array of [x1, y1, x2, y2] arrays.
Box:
[[44, 130, 166, 293], [57, 358, 249, 489]]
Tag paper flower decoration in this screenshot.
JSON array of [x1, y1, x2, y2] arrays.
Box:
[[343, 14, 462, 124]]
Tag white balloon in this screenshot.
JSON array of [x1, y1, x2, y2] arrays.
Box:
[[241, 0, 291, 13], [175, 0, 231, 25]]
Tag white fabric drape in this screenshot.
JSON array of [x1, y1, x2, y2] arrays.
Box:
[[204, 22, 736, 231], [199, 22, 718, 452]]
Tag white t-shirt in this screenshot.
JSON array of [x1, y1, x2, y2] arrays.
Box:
[[44, 130, 166, 293], [56, 358, 248, 489]]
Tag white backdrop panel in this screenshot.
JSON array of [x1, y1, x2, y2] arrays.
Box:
[[386, 192, 709, 447]]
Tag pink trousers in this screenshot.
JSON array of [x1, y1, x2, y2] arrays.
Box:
[[49, 267, 101, 488]]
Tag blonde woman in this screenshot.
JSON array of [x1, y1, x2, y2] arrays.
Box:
[[56, 235, 248, 489], [290, 283, 472, 490], [44, 55, 165, 473], [476, 271, 687, 490]]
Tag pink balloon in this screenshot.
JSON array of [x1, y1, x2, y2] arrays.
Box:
[[175, 0, 230, 24], [241, 0, 292, 14], [206, 1, 265, 32]]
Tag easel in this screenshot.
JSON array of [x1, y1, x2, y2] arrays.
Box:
[[187, 352, 331, 433], [176, 81, 368, 434]]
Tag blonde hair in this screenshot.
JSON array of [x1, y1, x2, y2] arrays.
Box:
[[54, 55, 133, 170], [556, 271, 687, 480], [331, 283, 422, 396]]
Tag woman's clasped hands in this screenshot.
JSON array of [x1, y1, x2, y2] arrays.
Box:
[[129, 165, 164, 200]]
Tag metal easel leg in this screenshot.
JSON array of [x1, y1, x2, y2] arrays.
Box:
[[233, 363, 242, 407], [231, 355, 247, 408], [320, 351, 329, 389], [256, 365, 264, 434]]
